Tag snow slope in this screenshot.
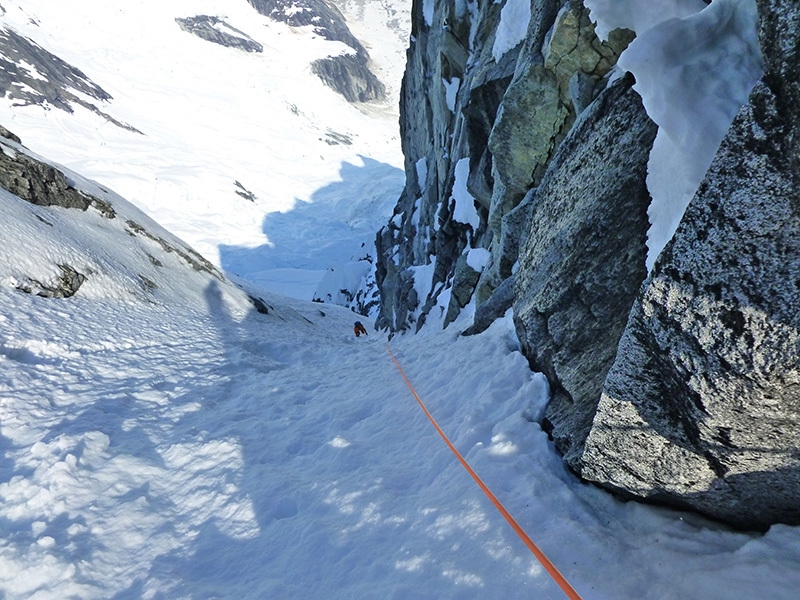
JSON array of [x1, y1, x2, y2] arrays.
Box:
[[2, 271, 799, 598], [0, 0, 407, 300], [0, 140, 798, 597]]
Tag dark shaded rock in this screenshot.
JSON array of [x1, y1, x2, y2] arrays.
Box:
[[513, 73, 657, 468], [125, 220, 222, 280], [249, 295, 272, 314], [248, 0, 384, 101], [0, 28, 139, 133], [234, 181, 257, 202], [462, 274, 515, 336], [443, 254, 482, 328], [374, 0, 522, 333], [580, 0, 800, 530], [0, 139, 115, 217], [15, 264, 87, 298], [321, 130, 353, 145], [311, 54, 385, 103], [475, 187, 536, 306], [176, 15, 264, 53], [0, 124, 21, 144]]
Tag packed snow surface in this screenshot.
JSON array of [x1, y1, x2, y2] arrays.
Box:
[[2, 275, 800, 598]]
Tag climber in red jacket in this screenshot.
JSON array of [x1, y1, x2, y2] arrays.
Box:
[[354, 321, 368, 337]]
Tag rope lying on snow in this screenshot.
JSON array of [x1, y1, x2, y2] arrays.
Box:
[[386, 343, 582, 600]]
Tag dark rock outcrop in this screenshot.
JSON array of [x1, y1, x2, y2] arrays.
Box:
[[579, 0, 800, 530], [375, 0, 550, 332], [176, 16, 264, 53], [0, 129, 225, 295], [377, 0, 800, 530], [0, 28, 139, 132], [0, 135, 115, 217], [513, 73, 656, 468], [14, 264, 87, 298], [247, 0, 385, 102]]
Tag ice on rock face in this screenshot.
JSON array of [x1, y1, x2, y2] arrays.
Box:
[[586, 0, 763, 269]]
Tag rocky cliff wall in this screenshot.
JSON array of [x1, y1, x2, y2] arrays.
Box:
[[376, 0, 800, 529], [375, 0, 630, 332], [580, 0, 800, 531]]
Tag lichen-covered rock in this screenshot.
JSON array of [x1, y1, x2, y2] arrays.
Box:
[[375, 0, 637, 332], [513, 73, 656, 468], [486, 4, 632, 239], [580, 0, 800, 530]]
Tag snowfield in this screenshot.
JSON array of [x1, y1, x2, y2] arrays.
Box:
[[2, 274, 800, 599], [0, 0, 406, 299]]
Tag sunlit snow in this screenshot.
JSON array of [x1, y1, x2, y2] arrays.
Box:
[[0, 0, 406, 300]]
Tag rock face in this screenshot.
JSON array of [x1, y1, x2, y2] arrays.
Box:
[[579, 0, 800, 530], [176, 16, 264, 53], [375, 1, 632, 333], [513, 73, 656, 468], [0, 28, 138, 132], [0, 139, 115, 217], [247, 0, 385, 102], [378, 0, 800, 529]]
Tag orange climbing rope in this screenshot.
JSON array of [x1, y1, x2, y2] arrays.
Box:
[[386, 344, 582, 600]]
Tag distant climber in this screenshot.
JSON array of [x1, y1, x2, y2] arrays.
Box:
[[354, 321, 368, 337]]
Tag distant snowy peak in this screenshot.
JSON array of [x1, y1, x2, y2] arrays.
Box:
[[248, 0, 385, 102], [0, 27, 138, 132], [176, 16, 264, 53], [250, 0, 362, 50]]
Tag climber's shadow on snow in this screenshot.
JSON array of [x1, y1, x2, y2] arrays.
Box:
[[218, 156, 402, 298], [124, 278, 314, 595]]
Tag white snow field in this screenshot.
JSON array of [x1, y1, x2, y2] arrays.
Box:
[[2, 258, 800, 598], [0, 0, 407, 300]]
